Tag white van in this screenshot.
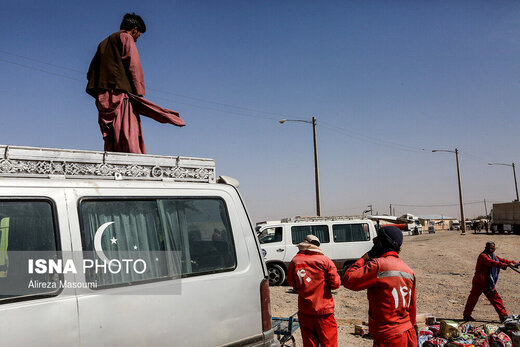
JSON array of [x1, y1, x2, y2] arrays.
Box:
[[450, 220, 461, 230], [0, 145, 277, 347], [257, 216, 377, 286]]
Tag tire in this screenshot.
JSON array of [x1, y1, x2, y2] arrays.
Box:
[[267, 264, 286, 286]]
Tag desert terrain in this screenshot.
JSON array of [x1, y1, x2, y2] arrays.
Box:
[[270, 229, 520, 346]]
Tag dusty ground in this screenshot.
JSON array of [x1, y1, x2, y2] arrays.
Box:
[[270, 229, 520, 346]]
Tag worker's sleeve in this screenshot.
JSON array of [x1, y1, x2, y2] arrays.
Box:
[[287, 261, 296, 289], [342, 257, 378, 291], [480, 253, 508, 269], [325, 259, 341, 290], [409, 275, 417, 326], [120, 32, 145, 96], [496, 255, 516, 265]]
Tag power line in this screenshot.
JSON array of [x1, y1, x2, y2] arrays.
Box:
[[148, 88, 290, 119], [0, 49, 504, 160], [0, 58, 83, 82], [0, 49, 291, 120], [0, 57, 277, 121], [319, 120, 423, 153], [147, 93, 278, 121], [0, 49, 85, 74], [391, 200, 504, 208]]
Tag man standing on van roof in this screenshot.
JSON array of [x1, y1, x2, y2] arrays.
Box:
[[463, 241, 519, 323], [287, 235, 341, 347], [343, 226, 417, 347], [86, 13, 185, 154]]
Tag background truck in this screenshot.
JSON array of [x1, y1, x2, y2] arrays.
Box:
[[490, 201, 520, 234], [402, 213, 423, 235]]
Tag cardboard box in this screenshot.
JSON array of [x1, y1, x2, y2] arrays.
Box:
[[355, 324, 369, 337]]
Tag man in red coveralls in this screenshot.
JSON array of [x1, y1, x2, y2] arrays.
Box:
[[287, 235, 341, 347], [343, 226, 417, 347], [463, 241, 519, 322]]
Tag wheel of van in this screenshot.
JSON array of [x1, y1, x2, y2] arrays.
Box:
[[267, 264, 286, 286]]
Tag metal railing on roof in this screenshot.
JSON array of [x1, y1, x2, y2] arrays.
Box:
[[280, 215, 363, 223], [0, 145, 216, 183]]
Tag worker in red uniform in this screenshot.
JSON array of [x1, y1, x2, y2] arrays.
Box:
[[343, 226, 417, 347], [463, 241, 519, 322], [287, 235, 341, 347]]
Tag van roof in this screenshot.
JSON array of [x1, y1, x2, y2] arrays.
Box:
[[0, 145, 215, 183], [280, 215, 365, 223]]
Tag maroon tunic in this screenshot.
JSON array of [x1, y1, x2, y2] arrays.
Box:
[[90, 32, 185, 154]]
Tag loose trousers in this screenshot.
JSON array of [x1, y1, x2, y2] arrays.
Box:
[[463, 284, 508, 320], [373, 328, 418, 347], [298, 312, 338, 347]]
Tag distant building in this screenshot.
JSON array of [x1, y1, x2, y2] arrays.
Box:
[[418, 215, 458, 231]]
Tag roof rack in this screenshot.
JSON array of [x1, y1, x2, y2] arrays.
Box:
[[0, 145, 215, 183], [280, 215, 363, 223]]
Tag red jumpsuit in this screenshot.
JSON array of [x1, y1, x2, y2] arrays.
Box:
[[343, 251, 417, 347], [463, 252, 516, 321], [287, 250, 341, 347]]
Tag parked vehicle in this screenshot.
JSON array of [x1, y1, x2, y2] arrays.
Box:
[[490, 202, 520, 234], [428, 221, 436, 233], [0, 145, 277, 347], [257, 216, 377, 286], [367, 214, 422, 236], [403, 214, 423, 235], [449, 220, 461, 230]]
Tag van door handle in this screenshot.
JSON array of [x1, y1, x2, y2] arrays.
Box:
[[276, 249, 284, 252]]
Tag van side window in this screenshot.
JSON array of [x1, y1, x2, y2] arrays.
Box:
[[291, 225, 329, 244], [0, 200, 60, 302], [333, 223, 370, 242], [80, 198, 236, 287], [161, 199, 236, 276], [259, 227, 283, 244]]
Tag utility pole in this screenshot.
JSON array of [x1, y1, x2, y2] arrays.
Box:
[[513, 163, 518, 201], [455, 148, 466, 234], [389, 204, 392, 215], [432, 148, 466, 234], [312, 116, 321, 216], [279, 116, 321, 216], [484, 199, 488, 216], [488, 162, 519, 202]]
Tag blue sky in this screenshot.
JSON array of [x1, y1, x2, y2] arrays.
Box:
[[1, 1, 520, 221]]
